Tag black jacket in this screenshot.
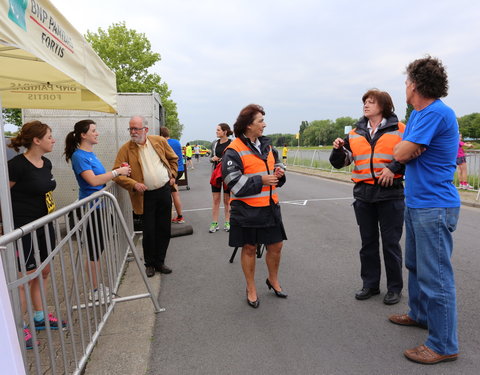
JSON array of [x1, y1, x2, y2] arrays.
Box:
[[222, 135, 286, 227], [329, 115, 405, 202]]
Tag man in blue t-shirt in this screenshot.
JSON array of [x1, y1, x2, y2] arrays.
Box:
[[390, 56, 460, 365]]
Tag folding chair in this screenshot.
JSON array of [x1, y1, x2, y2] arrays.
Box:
[[229, 244, 266, 263]]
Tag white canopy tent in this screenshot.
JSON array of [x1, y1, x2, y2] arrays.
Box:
[[0, 1, 117, 372]]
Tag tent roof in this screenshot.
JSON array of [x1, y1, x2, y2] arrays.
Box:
[[0, 0, 117, 113]]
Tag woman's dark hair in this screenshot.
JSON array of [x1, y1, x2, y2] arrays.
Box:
[[217, 123, 233, 137], [406, 55, 448, 99], [8, 121, 51, 152], [233, 104, 265, 138], [362, 89, 395, 118], [64, 119, 96, 162], [159, 126, 170, 137]]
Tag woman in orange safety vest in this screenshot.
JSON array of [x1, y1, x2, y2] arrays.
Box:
[[330, 89, 405, 306], [222, 104, 287, 308]]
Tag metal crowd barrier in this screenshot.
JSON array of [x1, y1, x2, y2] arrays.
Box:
[[0, 183, 161, 375], [290, 149, 353, 174], [289, 149, 480, 200]]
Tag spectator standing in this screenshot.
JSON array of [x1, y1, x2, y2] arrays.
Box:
[[64, 119, 130, 303], [330, 89, 405, 305], [391, 56, 461, 365], [113, 116, 178, 277], [456, 133, 474, 189], [159, 127, 186, 223], [8, 121, 65, 349], [209, 123, 233, 233]]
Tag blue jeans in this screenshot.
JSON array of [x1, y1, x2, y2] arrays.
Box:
[[404, 206, 460, 355]]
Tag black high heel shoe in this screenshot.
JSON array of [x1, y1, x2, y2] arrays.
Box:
[[266, 279, 288, 298], [246, 289, 259, 308]]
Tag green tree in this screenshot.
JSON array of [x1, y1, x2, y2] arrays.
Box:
[[299, 120, 309, 135], [2, 108, 22, 128], [404, 104, 414, 123], [85, 22, 183, 138], [458, 113, 480, 139], [265, 133, 296, 147], [334, 117, 357, 134]]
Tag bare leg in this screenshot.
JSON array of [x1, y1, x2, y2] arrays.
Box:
[[241, 244, 257, 301], [265, 241, 283, 291], [171, 191, 182, 217], [87, 259, 99, 290], [458, 163, 467, 182], [30, 264, 50, 311], [211, 192, 221, 223], [223, 192, 231, 222]]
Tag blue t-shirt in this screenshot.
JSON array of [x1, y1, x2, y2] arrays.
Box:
[[403, 99, 460, 208], [167, 138, 184, 172], [71, 149, 106, 200]]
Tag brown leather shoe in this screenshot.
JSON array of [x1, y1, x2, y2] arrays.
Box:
[[145, 266, 155, 278], [404, 345, 458, 364], [388, 314, 427, 329]]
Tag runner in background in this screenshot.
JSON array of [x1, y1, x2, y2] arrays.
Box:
[[209, 123, 232, 233], [282, 144, 288, 165], [194, 144, 200, 163], [185, 143, 194, 169]]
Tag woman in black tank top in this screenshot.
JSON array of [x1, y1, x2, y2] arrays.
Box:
[[208, 123, 233, 233]]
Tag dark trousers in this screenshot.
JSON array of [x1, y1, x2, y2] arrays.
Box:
[[353, 199, 404, 293], [142, 183, 172, 268]]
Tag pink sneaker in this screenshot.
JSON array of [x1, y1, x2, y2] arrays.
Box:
[[24, 328, 37, 350], [34, 313, 67, 330]]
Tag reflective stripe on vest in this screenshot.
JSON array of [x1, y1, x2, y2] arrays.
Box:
[[226, 138, 279, 207], [349, 122, 405, 184]]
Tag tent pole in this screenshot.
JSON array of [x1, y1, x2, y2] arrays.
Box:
[[0, 98, 27, 374]]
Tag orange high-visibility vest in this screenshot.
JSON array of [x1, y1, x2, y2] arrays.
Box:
[[349, 122, 405, 184], [227, 138, 279, 207]]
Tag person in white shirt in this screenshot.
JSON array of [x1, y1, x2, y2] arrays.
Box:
[[113, 116, 178, 277]]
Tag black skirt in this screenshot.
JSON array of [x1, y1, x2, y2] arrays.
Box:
[[228, 221, 287, 248]]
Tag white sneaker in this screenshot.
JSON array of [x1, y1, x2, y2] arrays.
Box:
[[89, 285, 111, 304]]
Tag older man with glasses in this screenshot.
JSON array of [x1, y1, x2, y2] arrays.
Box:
[[113, 116, 178, 277]]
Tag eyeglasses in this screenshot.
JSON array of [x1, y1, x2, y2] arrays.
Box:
[[128, 127, 145, 132]]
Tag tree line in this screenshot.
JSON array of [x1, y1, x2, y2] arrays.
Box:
[[266, 110, 480, 147]]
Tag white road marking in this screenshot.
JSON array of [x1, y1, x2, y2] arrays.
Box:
[[182, 197, 352, 212]]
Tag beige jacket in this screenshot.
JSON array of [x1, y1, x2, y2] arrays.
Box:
[[113, 135, 178, 214]]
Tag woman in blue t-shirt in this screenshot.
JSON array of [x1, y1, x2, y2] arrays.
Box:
[[64, 120, 130, 303]]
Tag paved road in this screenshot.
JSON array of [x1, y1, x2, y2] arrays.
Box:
[[147, 157, 480, 375]]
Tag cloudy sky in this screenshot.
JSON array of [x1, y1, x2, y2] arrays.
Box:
[[53, 0, 480, 143]]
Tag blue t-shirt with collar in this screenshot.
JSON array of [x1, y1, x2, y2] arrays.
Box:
[[71, 149, 106, 200], [403, 99, 460, 208]]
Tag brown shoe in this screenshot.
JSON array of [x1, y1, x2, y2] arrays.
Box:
[[388, 314, 427, 329], [145, 266, 155, 278], [404, 345, 458, 364]]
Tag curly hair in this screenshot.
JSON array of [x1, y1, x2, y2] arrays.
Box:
[[233, 104, 265, 138], [406, 55, 449, 99], [362, 89, 395, 118], [8, 121, 51, 152]]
